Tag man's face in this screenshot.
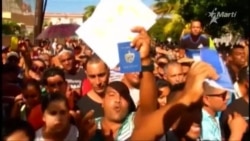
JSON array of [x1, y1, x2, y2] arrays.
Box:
[[181, 65, 190, 82], [45, 75, 67, 95], [86, 62, 109, 95], [102, 87, 129, 122], [31, 60, 46, 79], [203, 84, 230, 112], [190, 21, 202, 36], [58, 53, 74, 71], [123, 72, 140, 88], [230, 48, 246, 67], [164, 64, 184, 85]]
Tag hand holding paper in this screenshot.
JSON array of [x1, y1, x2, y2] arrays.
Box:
[[184, 61, 219, 103], [186, 48, 234, 92], [118, 27, 152, 73], [130, 26, 151, 61], [76, 0, 157, 69]]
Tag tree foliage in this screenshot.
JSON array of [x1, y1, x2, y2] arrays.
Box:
[[2, 21, 22, 35], [148, 18, 170, 42], [82, 5, 96, 22], [180, 0, 249, 38], [150, 0, 249, 41]]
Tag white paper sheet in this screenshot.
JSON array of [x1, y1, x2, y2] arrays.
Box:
[[76, 0, 157, 68]]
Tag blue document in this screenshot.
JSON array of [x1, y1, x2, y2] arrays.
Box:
[[186, 48, 234, 91], [118, 42, 141, 73]]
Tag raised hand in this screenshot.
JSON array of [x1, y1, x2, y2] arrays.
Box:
[[14, 94, 25, 106], [130, 26, 151, 65], [70, 110, 96, 141], [228, 112, 248, 136], [183, 61, 219, 103]]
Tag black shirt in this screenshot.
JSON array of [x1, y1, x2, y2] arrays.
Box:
[[65, 68, 86, 89], [220, 98, 249, 141], [226, 65, 237, 83], [77, 95, 104, 118], [180, 34, 209, 50]]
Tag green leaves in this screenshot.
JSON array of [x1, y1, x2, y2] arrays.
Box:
[[2, 21, 21, 35], [82, 5, 96, 22], [150, 0, 249, 40]]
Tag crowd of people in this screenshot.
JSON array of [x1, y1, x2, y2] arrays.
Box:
[[2, 20, 249, 141]]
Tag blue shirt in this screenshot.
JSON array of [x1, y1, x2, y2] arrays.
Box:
[[201, 109, 222, 141]]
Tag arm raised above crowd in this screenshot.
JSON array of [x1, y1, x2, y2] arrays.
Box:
[[129, 27, 159, 128], [130, 61, 219, 140]]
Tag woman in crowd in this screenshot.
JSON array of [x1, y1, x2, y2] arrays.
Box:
[[156, 79, 170, 108], [10, 79, 44, 130], [35, 93, 78, 141]]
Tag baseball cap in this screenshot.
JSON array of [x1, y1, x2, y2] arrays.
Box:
[[108, 81, 136, 113], [7, 51, 19, 59]]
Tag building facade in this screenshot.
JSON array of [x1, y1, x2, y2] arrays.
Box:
[[44, 13, 83, 25], [2, 0, 35, 34]]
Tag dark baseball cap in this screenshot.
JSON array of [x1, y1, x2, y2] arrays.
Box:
[[108, 81, 136, 113]]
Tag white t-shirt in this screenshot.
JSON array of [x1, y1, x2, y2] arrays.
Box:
[[129, 88, 140, 107], [233, 82, 243, 99], [35, 125, 78, 141], [109, 70, 124, 82]]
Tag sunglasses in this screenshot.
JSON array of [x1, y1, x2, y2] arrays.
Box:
[[157, 62, 167, 68], [206, 91, 228, 100], [31, 66, 45, 72], [48, 81, 64, 88]]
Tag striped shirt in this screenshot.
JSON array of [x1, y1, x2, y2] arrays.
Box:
[[92, 112, 135, 141]]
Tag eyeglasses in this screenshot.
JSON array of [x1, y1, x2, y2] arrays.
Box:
[[206, 91, 228, 100], [31, 66, 45, 72], [47, 81, 64, 88]]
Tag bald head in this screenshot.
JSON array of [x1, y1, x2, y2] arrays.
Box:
[[163, 61, 183, 85], [85, 54, 109, 71]]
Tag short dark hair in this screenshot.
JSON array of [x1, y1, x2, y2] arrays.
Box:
[[85, 54, 109, 70], [32, 58, 46, 67], [41, 92, 69, 113], [228, 44, 244, 55], [156, 79, 170, 89], [238, 66, 249, 83], [163, 61, 180, 72], [190, 19, 203, 27], [156, 55, 169, 63], [2, 118, 35, 141], [21, 79, 41, 94], [41, 67, 65, 85]]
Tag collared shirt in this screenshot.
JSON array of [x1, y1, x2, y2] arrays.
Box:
[[201, 109, 222, 141], [92, 112, 135, 141], [233, 82, 243, 99]]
